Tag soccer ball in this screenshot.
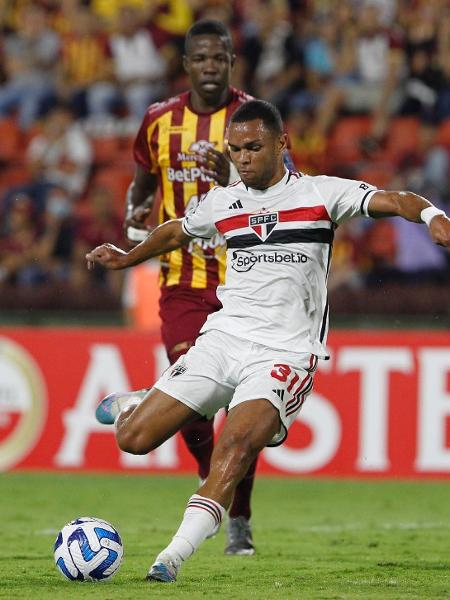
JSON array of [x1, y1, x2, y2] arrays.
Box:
[[54, 517, 123, 582]]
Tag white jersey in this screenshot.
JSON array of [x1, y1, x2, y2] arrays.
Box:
[[182, 169, 377, 358]]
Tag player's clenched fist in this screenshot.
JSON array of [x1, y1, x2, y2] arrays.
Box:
[[86, 244, 127, 270], [429, 214, 450, 248]]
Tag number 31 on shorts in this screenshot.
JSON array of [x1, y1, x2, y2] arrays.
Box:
[[270, 362, 313, 403]]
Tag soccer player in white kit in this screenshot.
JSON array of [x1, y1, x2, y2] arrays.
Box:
[[86, 100, 450, 583]]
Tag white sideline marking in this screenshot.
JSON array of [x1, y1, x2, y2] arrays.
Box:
[[36, 528, 59, 535], [293, 521, 450, 534], [37, 521, 450, 537]]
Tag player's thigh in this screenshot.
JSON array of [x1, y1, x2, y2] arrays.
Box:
[[154, 331, 234, 419], [231, 353, 315, 446], [215, 399, 280, 459], [117, 387, 199, 453]]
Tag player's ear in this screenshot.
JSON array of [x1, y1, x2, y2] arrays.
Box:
[[278, 133, 288, 152], [223, 137, 231, 160], [182, 55, 189, 74], [230, 53, 236, 68]]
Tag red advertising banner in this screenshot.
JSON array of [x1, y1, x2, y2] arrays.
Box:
[[0, 327, 449, 477]]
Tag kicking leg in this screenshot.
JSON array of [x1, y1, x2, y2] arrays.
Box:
[[170, 346, 215, 482], [148, 399, 279, 582], [115, 387, 199, 455], [95, 387, 151, 425]]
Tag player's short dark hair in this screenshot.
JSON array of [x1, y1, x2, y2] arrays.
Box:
[[184, 19, 233, 54], [230, 100, 283, 135]]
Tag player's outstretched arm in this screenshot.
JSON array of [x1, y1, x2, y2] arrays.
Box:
[[86, 219, 191, 270], [368, 190, 450, 249]]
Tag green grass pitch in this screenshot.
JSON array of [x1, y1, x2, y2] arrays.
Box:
[[1, 472, 450, 599]]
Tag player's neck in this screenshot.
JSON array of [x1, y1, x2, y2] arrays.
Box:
[[189, 88, 231, 114], [249, 166, 288, 191]]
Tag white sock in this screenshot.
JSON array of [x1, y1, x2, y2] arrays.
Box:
[[155, 494, 225, 566]]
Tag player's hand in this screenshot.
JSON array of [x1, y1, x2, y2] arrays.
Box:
[[199, 148, 230, 186], [86, 244, 128, 270], [124, 206, 152, 246], [429, 214, 450, 248]]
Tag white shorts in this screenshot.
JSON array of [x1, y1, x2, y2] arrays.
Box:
[[154, 329, 317, 446]]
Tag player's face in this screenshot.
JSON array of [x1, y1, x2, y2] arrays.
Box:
[[227, 119, 287, 190], [184, 35, 234, 106]]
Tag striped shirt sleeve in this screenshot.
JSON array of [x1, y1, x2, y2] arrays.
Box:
[[312, 175, 378, 224], [182, 189, 219, 239]]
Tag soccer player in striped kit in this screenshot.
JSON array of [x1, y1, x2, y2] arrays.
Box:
[[100, 20, 256, 555], [88, 99, 450, 583]]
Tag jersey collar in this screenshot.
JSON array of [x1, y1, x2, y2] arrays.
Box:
[[245, 168, 291, 197]]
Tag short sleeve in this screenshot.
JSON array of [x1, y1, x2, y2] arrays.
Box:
[[312, 175, 378, 224], [181, 190, 218, 239]]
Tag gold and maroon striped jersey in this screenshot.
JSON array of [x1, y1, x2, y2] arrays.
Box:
[[133, 87, 252, 290]]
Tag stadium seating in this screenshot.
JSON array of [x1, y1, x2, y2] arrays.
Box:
[[90, 165, 134, 214], [356, 162, 395, 189], [327, 116, 371, 165], [383, 117, 420, 164], [91, 135, 122, 165], [436, 118, 450, 151], [0, 118, 21, 162]]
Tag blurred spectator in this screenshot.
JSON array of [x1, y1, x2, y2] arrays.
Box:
[[37, 185, 75, 282], [399, 124, 450, 196], [145, 0, 201, 90], [57, 5, 114, 119], [313, 3, 405, 149], [285, 107, 327, 174], [0, 103, 92, 222], [147, 0, 197, 47], [0, 186, 75, 287], [327, 221, 364, 292], [71, 184, 124, 294], [361, 219, 399, 286], [392, 214, 449, 284], [0, 193, 43, 285], [399, 4, 446, 124], [302, 13, 337, 87], [361, 165, 449, 285], [95, 4, 167, 121], [234, 0, 303, 114], [0, 4, 59, 129], [27, 103, 93, 198], [90, 0, 149, 29]]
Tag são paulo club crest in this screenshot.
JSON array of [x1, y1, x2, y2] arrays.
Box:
[[249, 212, 278, 241]]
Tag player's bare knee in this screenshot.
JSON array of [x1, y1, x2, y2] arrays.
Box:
[[116, 424, 154, 455]]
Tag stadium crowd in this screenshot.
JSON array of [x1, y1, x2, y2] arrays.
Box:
[[0, 0, 449, 318]]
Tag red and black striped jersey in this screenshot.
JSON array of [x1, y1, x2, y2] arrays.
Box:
[[133, 87, 252, 289]]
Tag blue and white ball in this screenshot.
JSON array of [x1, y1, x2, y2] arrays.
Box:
[[54, 517, 123, 582]]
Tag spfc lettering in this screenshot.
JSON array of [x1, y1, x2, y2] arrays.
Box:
[[249, 212, 278, 241]]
